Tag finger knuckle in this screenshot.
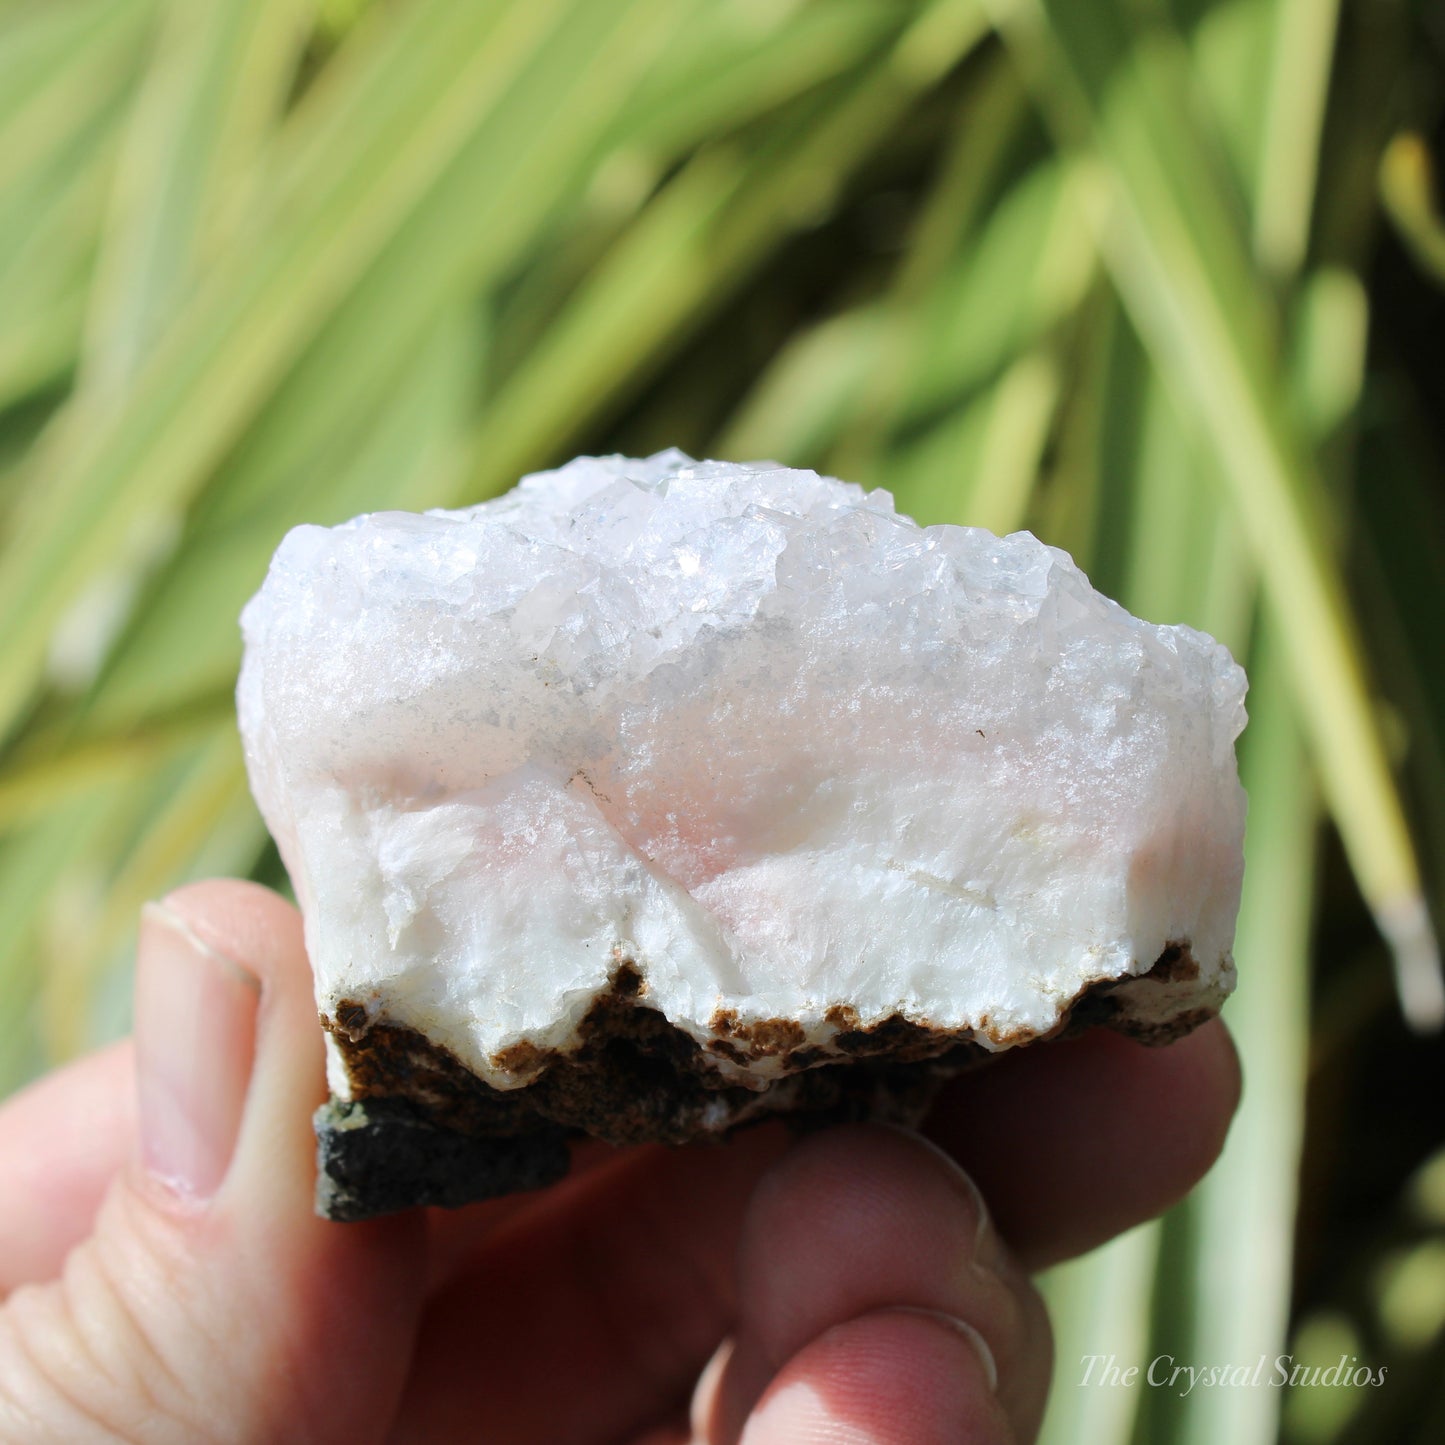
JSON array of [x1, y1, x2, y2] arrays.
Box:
[[0, 1215, 219, 1444]]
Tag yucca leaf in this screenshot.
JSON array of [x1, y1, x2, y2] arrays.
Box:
[[43, 727, 255, 1050], [0, 0, 668, 744], [0, 771, 161, 1076], [1037, 1223, 1162, 1445], [829, 49, 1033, 478], [0, 697, 230, 831], [79, 306, 479, 733], [456, 0, 992, 502], [79, 0, 318, 389], [0, 0, 151, 195], [1253, 0, 1341, 275], [1379, 134, 1445, 287], [991, 0, 1443, 1027], [890, 347, 1060, 534], [25, 0, 320, 689], [720, 150, 1087, 475], [0, 5, 145, 405], [1176, 621, 1316, 1445], [1115, 368, 1219, 628], [1186, 0, 1273, 214], [616, 0, 905, 158], [894, 154, 1096, 428], [0, 132, 113, 405], [1030, 285, 1134, 590], [719, 307, 890, 465]]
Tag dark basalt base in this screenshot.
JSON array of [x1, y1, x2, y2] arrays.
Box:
[[316, 1098, 572, 1222], [315, 944, 1210, 1221]]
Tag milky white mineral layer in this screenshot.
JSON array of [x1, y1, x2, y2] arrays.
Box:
[[238, 451, 1246, 1095]]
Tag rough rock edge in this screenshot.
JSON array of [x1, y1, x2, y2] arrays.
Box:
[[315, 943, 1216, 1221]]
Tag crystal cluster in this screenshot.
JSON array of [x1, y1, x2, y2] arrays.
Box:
[[238, 451, 1247, 1216]]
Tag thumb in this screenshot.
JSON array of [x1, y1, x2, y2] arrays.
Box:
[[0, 881, 426, 1444]]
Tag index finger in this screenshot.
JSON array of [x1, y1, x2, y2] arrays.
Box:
[[0, 1039, 136, 1295]]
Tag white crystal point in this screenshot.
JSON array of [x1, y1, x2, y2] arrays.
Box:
[[238, 451, 1246, 1101]]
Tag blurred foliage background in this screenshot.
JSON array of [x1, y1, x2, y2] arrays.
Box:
[[1, 0, 1444, 1439]]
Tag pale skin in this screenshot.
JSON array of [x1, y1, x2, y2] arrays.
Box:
[[0, 880, 1240, 1443]]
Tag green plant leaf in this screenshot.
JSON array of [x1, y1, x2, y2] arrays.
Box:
[[990, 0, 1443, 1027], [455, 0, 992, 503], [0, 0, 672, 743], [1379, 133, 1445, 288], [79, 0, 318, 389], [77, 305, 480, 734]]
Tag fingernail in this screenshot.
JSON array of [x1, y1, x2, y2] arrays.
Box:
[[135, 900, 259, 1202], [713, 1332, 776, 1445], [884, 1307, 999, 1393], [690, 1335, 736, 1439], [951, 1159, 1007, 1277], [878, 1124, 1006, 1275]]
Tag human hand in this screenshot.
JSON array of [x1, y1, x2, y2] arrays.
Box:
[[0, 881, 1239, 1443]]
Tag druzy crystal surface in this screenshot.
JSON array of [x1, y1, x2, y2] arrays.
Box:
[[238, 451, 1246, 1210]]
